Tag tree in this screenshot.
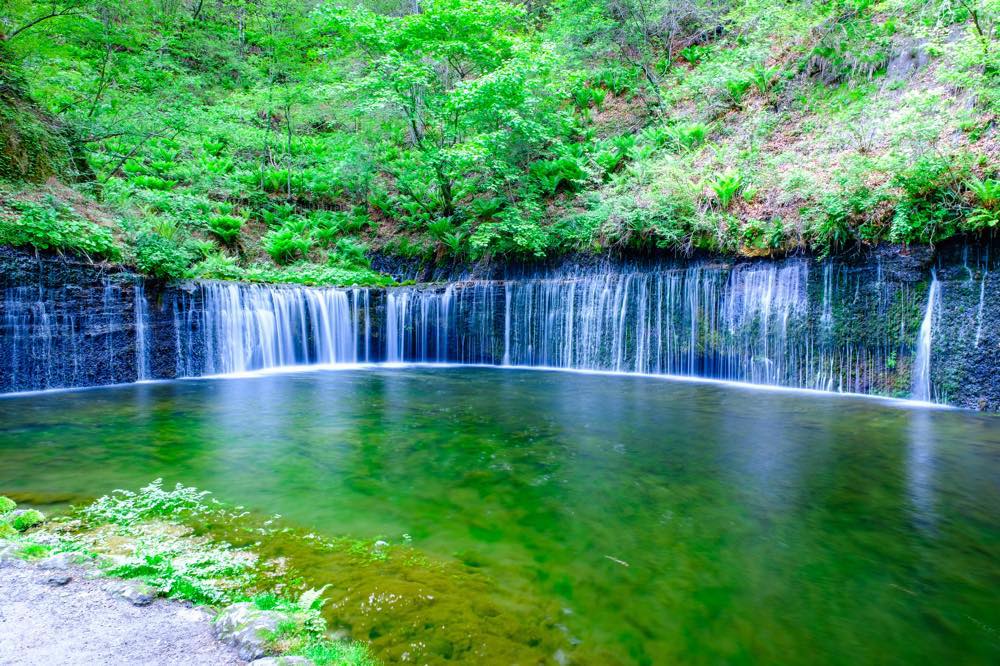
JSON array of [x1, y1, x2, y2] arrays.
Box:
[[318, 0, 566, 221]]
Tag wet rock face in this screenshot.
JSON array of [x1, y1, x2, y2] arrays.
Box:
[[1, 242, 999, 410], [0, 247, 143, 392]]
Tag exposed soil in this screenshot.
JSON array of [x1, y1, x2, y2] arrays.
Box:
[[0, 560, 244, 666]]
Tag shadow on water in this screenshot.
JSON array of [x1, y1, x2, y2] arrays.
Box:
[[1, 367, 998, 664]]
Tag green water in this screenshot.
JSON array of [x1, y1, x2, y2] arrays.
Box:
[[1, 367, 998, 664]]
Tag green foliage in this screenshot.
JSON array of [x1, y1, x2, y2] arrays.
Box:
[[81, 479, 214, 527], [966, 176, 1000, 230], [470, 202, 551, 257], [263, 219, 314, 265], [749, 64, 780, 94], [1, 0, 996, 271], [890, 154, 967, 244], [207, 215, 244, 245], [131, 232, 193, 280], [667, 123, 709, 152], [710, 171, 744, 209], [11, 509, 44, 531], [0, 496, 15, 514], [530, 156, 586, 194], [0, 199, 119, 260]]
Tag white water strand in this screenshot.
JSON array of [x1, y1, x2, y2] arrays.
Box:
[[912, 271, 939, 402], [975, 269, 988, 347], [188, 282, 364, 375], [134, 282, 151, 380]]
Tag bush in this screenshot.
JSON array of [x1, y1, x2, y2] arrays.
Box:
[[0, 199, 120, 260], [667, 123, 709, 151], [263, 219, 313, 264], [208, 215, 244, 244], [889, 154, 966, 243], [132, 232, 193, 279], [710, 171, 744, 209], [529, 156, 586, 194], [11, 509, 44, 531]]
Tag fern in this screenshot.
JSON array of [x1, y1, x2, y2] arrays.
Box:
[[298, 584, 331, 612], [710, 171, 743, 210]]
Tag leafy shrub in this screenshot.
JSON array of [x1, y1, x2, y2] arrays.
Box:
[[965, 176, 1000, 230], [11, 509, 44, 531], [680, 45, 713, 65], [263, 219, 313, 264], [710, 171, 744, 209], [0, 199, 120, 260], [593, 67, 639, 95], [667, 122, 709, 151], [442, 230, 466, 255], [723, 77, 752, 106], [330, 237, 369, 269], [750, 64, 780, 94], [469, 202, 550, 257], [427, 218, 453, 240], [130, 175, 179, 191], [572, 86, 607, 110], [207, 215, 244, 244], [82, 479, 214, 527], [889, 154, 966, 243], [967, 176, 1000, 209], [468, 197, 505, 220], [131, 232, 193, 279], [530, 156, 586, 194]]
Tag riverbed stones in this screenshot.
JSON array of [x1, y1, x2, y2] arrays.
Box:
[[111, 580, 158, 606], [214, 602, 288, 661], [45, 573, 72, 586], [38, 551, 80, 570], [0, 540, 24, 565]]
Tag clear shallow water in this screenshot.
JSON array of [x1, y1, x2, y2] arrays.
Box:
[[1, 367, 998, 664]]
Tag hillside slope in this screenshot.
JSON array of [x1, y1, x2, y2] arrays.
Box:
[[0, 0, 998, 284]]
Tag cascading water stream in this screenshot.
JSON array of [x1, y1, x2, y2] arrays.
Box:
[[6, 253, 991, 404], [911, 271, 938, 403], [134, 282, 151, 381], [179, 282, 365, 376]]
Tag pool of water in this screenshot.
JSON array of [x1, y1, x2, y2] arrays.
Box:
[[1, 367, 998, 664]]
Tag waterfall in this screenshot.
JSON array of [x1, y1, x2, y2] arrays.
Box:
[[911, 272, 938, 402], [134, 282, 151, 381], [975, 270, 987, 347], [5, 249, 997, 404], [181, 282, 364, 375]]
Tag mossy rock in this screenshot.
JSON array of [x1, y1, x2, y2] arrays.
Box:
[[0, 495, 15, 514], [11, 508, 44, 531]]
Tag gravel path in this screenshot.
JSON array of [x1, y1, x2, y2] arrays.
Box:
[[0, 560, 245, 666]]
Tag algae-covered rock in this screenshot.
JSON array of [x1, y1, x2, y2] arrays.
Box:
[[214, 602, 288, 661], [0, 496, 15, 514]]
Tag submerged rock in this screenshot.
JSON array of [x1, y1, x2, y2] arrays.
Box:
[[214, 602, 287, 661]]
